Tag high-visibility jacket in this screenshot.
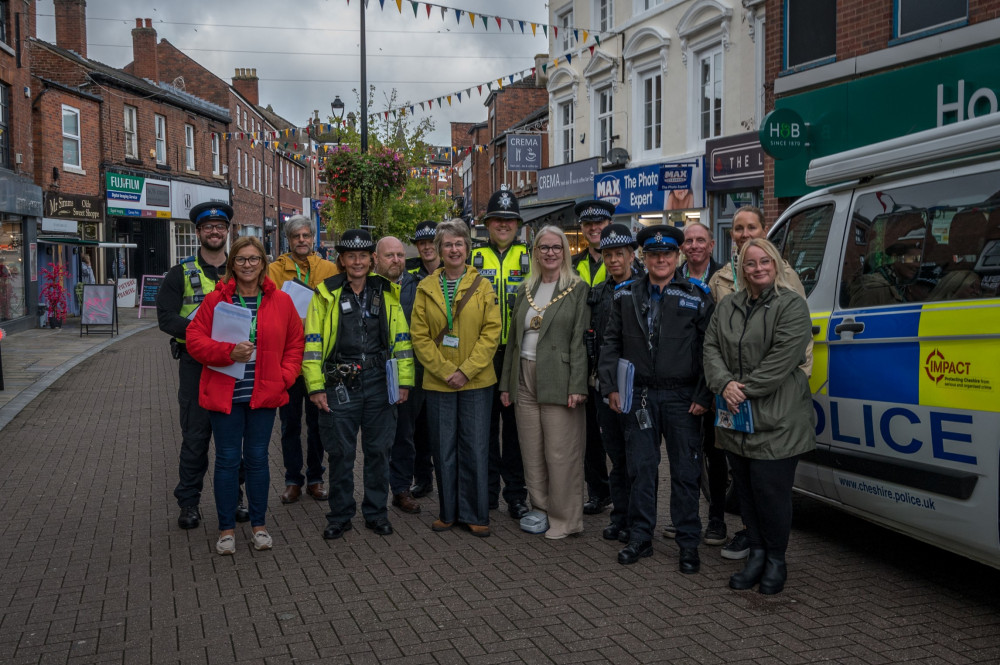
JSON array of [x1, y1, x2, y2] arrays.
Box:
[[301, 273, 414, 394], [470, 242, 529, 345], [572, 249, 606, 287], [177, 256, 217, 344]]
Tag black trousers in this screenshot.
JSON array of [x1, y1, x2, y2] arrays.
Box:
[[596, 399, 629, 529], [583, 386, 610, 501], [726, 452, 799, 555], [487, 348, 526, 505], [174, 351, 212, 508], [702, 412, 728, 523]]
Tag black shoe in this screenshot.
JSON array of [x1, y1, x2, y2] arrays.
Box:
[[507, 500, 529, 519], [618, 528, 631, 544], [678, 547, 701, 574], [721, 529, 750, 560], [758, 554, 787, 595], [323, 521, 352, 540], [602, 523, 623, 540], [583, 496, 612, 515], [618, 540, 653, 565], [730, 548, 767, 590], [410, 481, 433, 499], [235, 501, 250, 523], [177, 506, 201, 529], [704, 519, 727, 546], [364, 519, 393, 536]]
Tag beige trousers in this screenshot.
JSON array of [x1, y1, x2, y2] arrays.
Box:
[[515, 358, 585, 539]]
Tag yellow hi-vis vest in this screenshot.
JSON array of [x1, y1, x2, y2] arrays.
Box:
[[470, 243, 529, 345], [573, 249, 607, 287], [176, 256, 217, 344]]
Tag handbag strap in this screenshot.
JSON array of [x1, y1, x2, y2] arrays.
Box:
[[434, 273, 485, 345]]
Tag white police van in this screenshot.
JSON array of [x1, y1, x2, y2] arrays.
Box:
[[767, 112, 1000, 569]]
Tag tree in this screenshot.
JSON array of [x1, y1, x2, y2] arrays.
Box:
[[319, 87, 452, 241]]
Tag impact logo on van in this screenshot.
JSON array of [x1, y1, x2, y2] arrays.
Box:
[[924, 348, 983, 388], [595, 176, 621, 207]]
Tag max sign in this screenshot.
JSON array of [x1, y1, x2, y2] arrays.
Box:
[[507, 133, 542, 171]]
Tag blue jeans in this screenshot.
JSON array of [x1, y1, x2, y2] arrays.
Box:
[[426, 387, 492, 526], [209, 403, 276, 530], [623, 386, 703, 546], [279, 375, 326, 487]]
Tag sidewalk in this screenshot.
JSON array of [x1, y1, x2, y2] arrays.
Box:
[[0, 309, 155, 431]]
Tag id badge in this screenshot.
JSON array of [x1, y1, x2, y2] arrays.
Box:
[[636, 408, 652, 430], [340, 300, 353, 313], [442, 334, 460, 348], [335, 383, 350, 404]]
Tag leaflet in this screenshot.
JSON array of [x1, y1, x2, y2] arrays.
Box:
[[617, 359, 635, 413], [715, 395, 755, 433], [208, 302, 252, 380], [386, 358, 401, 404], [282, 279, 316, 319]]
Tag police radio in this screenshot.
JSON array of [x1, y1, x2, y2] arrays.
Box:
[[473, 254, 484, 270], [519, 252, 530, 275]]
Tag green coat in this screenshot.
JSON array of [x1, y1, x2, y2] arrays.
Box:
[[499, 278, 590, 405], [703, 286, 815, 460]]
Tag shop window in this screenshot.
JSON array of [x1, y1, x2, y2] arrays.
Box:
[[697, 48, 723, 141], [896, 0, 967, 39], [0, 219, 24, 321], [124, 105, 138, 159], [154, 114, 166, 164], [770, 204, 834, 298], [0, 83, 10, 170], [785, 0, 836, 70], [184, 124, 195, 171], [62, 105, 82, 169], [840, 169, 1000, 309], [174, 221, 199, 262]]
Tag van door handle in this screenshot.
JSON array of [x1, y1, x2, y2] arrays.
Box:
[[834, 321, 865, 336]]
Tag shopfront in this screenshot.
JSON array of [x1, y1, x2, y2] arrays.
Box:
[[105, 170, 172, 278], [593, 157, 706, 233], [705, 132, 765, 263], [169, 180, 230, 265], [0, 176, 43, 331], [534, 157, 600, 253]]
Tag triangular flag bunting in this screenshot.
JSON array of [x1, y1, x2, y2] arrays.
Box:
[[496, 16, 502, 30], [468, 12, 475, 27], [384, 112, 389, 121], [589, 45, 595, 56], [574, 29, 579, 43], [426, 3, 431, 18], [553, 26, 557, 39], [596, 35, 601, 46], [519, 20, 525, 33], [455, 9, 461, 23], [531, 23, 536, 36], [394, 0, 401, 12], [477, 84, 482, 95], [457, 92, 462, 102], [378, 0, 385, 8], [440, 6, 445, 21], [428, 99, 433, 109], [482, 14, 488, 30], [508, 19, 515, 32], [447, 95, 452, 106], [531, 67, 536, 76], [542, 25, 548, 38], [486, 81, 492, 91], [583, 30, 588, 43], [419, 101, 425, 110], [553, 57, 559, 67], [566, 53, 572, 64], [509, 75, 514, 84], [410, 1, 418, 17], [497, 78, 503, 88], [409, 105, 414, 114], [541, 63, 547, 74]]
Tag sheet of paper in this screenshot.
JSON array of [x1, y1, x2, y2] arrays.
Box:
[[281, 279, 316, 319], [617, 358, 635, 414], [386, 358, 400, 404], [208, 302, 252, 379]]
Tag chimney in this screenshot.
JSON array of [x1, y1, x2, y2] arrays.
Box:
[[54, 0, 88, 58], [232, 68, 260, 106], [131, 18, 159, 83]]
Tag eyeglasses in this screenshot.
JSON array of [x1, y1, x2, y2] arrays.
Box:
[[199, 223, 228, 232], [743, 258, 773, 269], [537, 244, 563, 255], [234, 256, 262, 266]]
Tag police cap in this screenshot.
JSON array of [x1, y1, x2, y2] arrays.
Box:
[[636, 224, 684, 253], [575, 199, 615, 223], [412, 220, 438, 243], [335, 228, 375, 253], [599, 223, 638, 250], [189, 201, 234, 227]]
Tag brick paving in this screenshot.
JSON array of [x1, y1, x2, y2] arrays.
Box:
[[0, 327, 998, 664]]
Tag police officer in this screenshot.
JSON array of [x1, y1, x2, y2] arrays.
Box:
[[472, 186, 530, 519], [156, 202, 247, 529], [303, 229, 415, 540], [572, 199, 615, 517], [587, 224, 642, 543], [598, 225, 713, 572], [405, 220, 442, 282]]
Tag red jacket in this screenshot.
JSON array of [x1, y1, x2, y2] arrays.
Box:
[[186, 276, 304, 414]]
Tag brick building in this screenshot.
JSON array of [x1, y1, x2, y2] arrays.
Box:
[[0, 1, 43, 331], [763, 0, 1000, 222]]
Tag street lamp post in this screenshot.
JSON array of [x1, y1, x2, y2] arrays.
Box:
[[330, 95, 345, 140], [359, 0, 370, 230]]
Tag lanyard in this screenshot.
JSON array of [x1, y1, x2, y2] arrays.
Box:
[[237, 291, 262, 343], [294, 261, 309, 285], [730, 257, 740, 292], [440, 270, 465, 331]]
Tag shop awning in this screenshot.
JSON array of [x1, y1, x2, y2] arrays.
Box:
[[520, 201, 574, 223]]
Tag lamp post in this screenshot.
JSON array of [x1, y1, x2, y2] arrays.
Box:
[[359, 0, 370, 230], [330, 95, 345, 137]]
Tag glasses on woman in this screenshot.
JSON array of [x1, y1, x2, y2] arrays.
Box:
[[537, 244, 563, 255], [743, 257, 773, 270], [234, 255, 263, 266]]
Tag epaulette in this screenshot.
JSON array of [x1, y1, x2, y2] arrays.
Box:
[[612, 287, 632, 301], [181, 256, 197, 265], [614, 279, 635, 291], [690, 279, 711, 296]]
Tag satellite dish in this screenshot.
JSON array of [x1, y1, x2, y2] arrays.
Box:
[[606, 147, 630, 167]]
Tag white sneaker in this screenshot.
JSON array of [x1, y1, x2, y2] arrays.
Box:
[[252, 530, 273, 551], [216, 535, 236, 555], [520, 510, 549, 534]]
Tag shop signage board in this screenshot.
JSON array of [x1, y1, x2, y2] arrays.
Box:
[[595, 159, 704, 214], [706, 132, 765, 191], [774, 42, 1000, 197], [105, 172, 171, 218], [138, 274, 164, 317], [44, 192, 103, 220], [81, 284, 118, 336], [170, 181, 230, 220], [759, 108, 808, 160], [507, 134, 543, 171], [537, 158, 600, 202]]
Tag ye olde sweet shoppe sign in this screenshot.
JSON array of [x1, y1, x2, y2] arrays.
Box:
[[44, 192, 103, 220]]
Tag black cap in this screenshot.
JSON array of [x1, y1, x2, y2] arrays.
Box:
[[189, 201, 234, 227], [575, 199, 615, 223], [636, 224, 684, 252], [412, 220, 438, 242], [599, 223, 638, 250], [483, 185, 522, 222], [335, 228, 375, 253]]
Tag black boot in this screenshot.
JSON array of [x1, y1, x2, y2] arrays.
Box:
[[729, 548, 766, 590], [758, 553, 787, 595]]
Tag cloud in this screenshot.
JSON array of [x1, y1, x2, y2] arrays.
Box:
[[35, 0, 550, 145]]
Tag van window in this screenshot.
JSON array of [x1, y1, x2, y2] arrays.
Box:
[[840, 169, 1000, 309], [771, 204, 834, 297]]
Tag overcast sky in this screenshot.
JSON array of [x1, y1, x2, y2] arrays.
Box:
[[36, 0, 551, 146]]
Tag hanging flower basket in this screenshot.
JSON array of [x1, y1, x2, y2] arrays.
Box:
[[321, 146, 408, 237]]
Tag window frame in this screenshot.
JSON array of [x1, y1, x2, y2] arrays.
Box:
[[236, 147, 242, 186], [154, 114, 167, 165], [184, 124, 196, 171], [555, 97, 575, 165], [697, 46, 724, 142], [595, 85, 614, 160], [894, 0, 968, 41], [638, 68, 662, 157], [0, 83, 11, 170], [123, 105, 138, 160], [556, 5, 574, 52], [61, 105, 82, 170], [211, 133, 220, 175], [595, 0, 614, 33], [784, 0, 836, 71]]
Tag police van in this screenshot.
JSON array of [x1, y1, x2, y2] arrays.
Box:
[[767, 112, 1000, 569]]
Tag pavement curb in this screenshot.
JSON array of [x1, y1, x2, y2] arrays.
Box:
[[0, 322, 156, 433]]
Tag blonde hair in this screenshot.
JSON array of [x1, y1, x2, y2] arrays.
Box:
[[526, 225, 580, 292], [736, 238, 794, 294], [224, 236, 269, 287]]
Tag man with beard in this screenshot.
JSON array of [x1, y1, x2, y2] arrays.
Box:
[[157, 202, 247, 529]]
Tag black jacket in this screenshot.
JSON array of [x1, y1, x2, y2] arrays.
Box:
[[680, 257, 724, 294], [597, 271, 713, 408], [155, 252, 225, 340]]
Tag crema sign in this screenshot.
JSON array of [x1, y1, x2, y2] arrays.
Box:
[[44, 192, 103, 220]]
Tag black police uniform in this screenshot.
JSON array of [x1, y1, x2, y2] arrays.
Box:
[[598, 225, 713, 569]]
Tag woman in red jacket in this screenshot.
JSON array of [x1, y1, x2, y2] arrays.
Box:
[[187, 237, 304, 555]]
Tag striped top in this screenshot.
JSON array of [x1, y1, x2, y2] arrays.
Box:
[[231, 293, 258, 403]]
